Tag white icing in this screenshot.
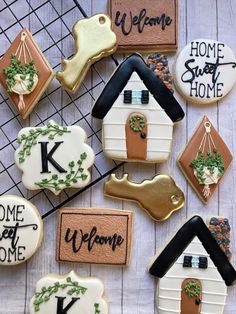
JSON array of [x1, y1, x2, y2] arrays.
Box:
[[174, 39, 236, 104], [15, 120, 95, 195], [157, 237, 227, 314], [0, 195, 43, 266], [102, 72, 174, 163], [29, 270, 108, 314]]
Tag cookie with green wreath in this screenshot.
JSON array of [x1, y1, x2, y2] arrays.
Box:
[[15, 120, 95, 195]]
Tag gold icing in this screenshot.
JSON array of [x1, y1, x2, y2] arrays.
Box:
[[104, 174, 185, 222], [56, 13, 117, 93]]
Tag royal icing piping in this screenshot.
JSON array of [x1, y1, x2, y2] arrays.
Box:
[[0, 28, 54, 119], [92, 54, 184, 163], [0, 195, 43, 266], [29, 271, 108, 314], [56, 208, 133, 266], [15, 120, 95, 195], [149, 216, 236, 314], [174, 39, 236, 104]]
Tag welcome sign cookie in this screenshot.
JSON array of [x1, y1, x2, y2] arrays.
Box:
[[108, 0, 178, 51], [174, 39, 236, 104], [15, 120, 95, 195], [0, 195, 43, 265], [29, 271, 108, 314], [56, 208, 133, 266]]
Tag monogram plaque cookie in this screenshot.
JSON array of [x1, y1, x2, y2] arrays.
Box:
[[56, 208, 133, 266], [29, 271, 108, 314], [108, 0, 178, 51], [0, 195, 43, 265], [15, 120, 95, 195], [0, 28, 54, 119], [174, 39, 236, 104]]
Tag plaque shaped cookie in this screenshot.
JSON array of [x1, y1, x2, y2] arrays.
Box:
[[29, 270, 108, 314], [174, 39, 236, 104], [56, 208, 133, 266], [149, 216, 236, 314], [0, 28, 54, 119], [57, 14, 117, 93], [108, 0, 178, 51], [178, 116, 233, 203], [104, 173, 185, 222], [15, 120, 95, 195], [0, 195, 43, 266], [92, 53, 184, 163]]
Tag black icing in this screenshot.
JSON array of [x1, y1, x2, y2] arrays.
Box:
[[92, 53, 185, 122], [149, 215, 236, 286]]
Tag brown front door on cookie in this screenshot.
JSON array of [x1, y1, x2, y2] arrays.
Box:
[[126, 112, 147, 160], [181, 278, 202, 314]]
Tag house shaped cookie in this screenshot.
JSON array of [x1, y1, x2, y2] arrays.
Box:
[[92, 53, 184, 163], [149, 216, 236, 314]]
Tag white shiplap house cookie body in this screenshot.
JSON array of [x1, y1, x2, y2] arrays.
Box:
[[158, 237, 227, 314], [103, 72, 173, 162], [149, 216, 236, 314], [92, 53, 185, 163]]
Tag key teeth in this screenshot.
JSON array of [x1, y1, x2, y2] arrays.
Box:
[[109, 173, 129, 183], [56, 71, 63, 82], [61, 58, 69, 69]]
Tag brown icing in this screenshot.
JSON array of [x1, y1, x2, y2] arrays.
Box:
[[56, 208, 133, 266], [125, 112, 147, 160], [178, 116, 233, 203], [0, 28, 54, 119], [108, 0, 178, 52], [181, 278, 202, 314]]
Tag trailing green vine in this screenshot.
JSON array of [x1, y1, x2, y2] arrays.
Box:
[[190, 149, 224, 184], [17, 122, 71, 163], [33, 276, 87, 312], [94, 303, 101, 314], [4, 54, 39, 92], [35, 153, 88, 192], [185, 280, 201, 298], [129, 115, 145, 132]]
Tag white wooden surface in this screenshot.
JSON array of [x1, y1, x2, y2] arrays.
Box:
[[0, 0, 236, 313]]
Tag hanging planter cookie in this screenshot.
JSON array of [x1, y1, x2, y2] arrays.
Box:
[[15, 120, 95, 195], [0, 28, 54, 119], [178, 116, 233, 203]]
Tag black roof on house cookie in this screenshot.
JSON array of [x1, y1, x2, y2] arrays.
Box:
[[92, 53, 185, 122], [149, 215, 236, 286]]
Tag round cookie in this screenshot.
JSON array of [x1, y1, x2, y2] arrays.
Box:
[[0, 195, 43, 265], [174, 39, 236, 104]]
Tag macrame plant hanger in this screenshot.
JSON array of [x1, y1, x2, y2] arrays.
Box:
[[194, 122, 219, 198], [13, 32, 38, 110]]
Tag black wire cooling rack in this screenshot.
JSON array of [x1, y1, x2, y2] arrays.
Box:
[[0, 0, 123, 219]]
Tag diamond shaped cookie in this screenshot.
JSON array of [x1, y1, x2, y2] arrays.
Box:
[[178, 116, 233, 203], [0, 28, 54, 119]]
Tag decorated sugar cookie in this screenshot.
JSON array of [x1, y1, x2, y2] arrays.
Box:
[[29, 271, 108, 314], [92, 53, 184, 163], [56, 208, 133, 266], [174, 39, 236, 104], [108, 0, 178, 52], [15, 120, 95, 195], [104, 173, 185, 222], [147, 53, 174, 93], [0, 28, 54, 119], [57, 14, 117, 93], [149, 215, 236, 314], [178, 116, 233, 203], [0, 195, 43, 265]]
